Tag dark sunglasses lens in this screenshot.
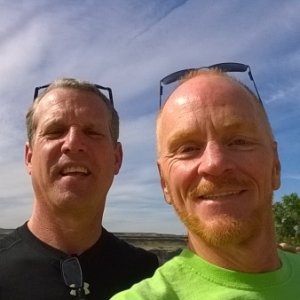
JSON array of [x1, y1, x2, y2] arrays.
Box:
[[209, 63, 248, 73], [62, 257, 82, 288], [162, 69, 193, 85], [33, 83, 113, 106], [160, 63, 262, 107]]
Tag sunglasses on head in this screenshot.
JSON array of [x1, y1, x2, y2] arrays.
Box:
[[159, 62, 262, 108], [33, 83, 114, 106]]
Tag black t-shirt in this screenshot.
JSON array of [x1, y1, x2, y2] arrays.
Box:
[[0, 223, 158, 299]]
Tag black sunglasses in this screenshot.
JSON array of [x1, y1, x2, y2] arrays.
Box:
[[61, 256, 87, 300], [159, 62, 262, 108], [34, 83, 114, 106]]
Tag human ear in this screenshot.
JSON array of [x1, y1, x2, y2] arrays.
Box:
[[25, 142, 33, 175], [113, 142, 123, 175], [157, 161, 172, 205], [272, 141, 281, 190]]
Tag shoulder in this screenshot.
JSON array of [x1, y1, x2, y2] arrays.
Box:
[[110, 253, 187, 300], [0, 228, 21, 253], [278, 249, 300, 280], [279, 248, 300, 264], [0, 224, 40, 261], [0, 228, 24, 276], [112, 253, 191, 300]]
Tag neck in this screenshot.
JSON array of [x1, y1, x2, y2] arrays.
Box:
[[28, 202, 103, 255], [188, 226, 281, 273]]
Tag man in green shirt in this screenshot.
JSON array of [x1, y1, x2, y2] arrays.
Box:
[[111, 63, 300, 299]]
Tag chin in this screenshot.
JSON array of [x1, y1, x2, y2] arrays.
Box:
[[178, 210, 262, 247], [53, 191, 86, 206]]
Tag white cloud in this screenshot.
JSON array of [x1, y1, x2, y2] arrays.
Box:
[[0, 0, 299, 232]]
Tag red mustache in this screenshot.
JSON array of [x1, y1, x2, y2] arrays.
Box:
[[189, 177, 250, 199]]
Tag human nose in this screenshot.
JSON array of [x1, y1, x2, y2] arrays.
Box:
[[198, 141, 233, 176], [61, 127, 86, 154]]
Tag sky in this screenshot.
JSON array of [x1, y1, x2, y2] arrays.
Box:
[[0, 0, 299, 234]]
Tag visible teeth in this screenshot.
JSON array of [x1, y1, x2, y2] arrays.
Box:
[[62, 166, 88, 175]]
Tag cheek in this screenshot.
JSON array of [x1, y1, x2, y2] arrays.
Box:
[[32, 143, 58, 170], [236, 153, 274, 192], [166, 160, 200, 196]]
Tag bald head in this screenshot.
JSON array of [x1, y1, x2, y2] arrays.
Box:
[[156, 71, 273, 156], [155, 69, 281, 250]]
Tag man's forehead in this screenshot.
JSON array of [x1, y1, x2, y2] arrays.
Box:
[[35, 88, 109, 122], [38, 88, 106, 109], [157, 73, 267, 136], [162, 76, 244, 117], [169, 73, 237, 102], [39, 87, 91, 102]]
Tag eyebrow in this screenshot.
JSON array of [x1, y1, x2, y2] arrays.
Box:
[[166, 130, 199, 150], [166, 119, 259, 146]]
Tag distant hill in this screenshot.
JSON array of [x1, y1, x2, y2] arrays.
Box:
[[0, 228, 187, 264], [115, 232, 187, 264]]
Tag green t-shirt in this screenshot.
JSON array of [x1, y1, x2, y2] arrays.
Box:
[[111, 249, 300, 299]]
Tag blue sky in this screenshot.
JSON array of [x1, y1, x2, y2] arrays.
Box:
[[0, 0, 299, 234]]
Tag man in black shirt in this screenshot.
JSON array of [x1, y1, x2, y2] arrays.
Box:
[[0, 78, 158, 299]]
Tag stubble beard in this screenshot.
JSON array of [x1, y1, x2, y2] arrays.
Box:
[[177, 209, 262, 247], [170, 180, 274, 247]]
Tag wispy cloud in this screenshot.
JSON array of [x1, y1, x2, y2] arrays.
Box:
[[0, 0, 299, 232], [283, 174, 300, 181], [129, 0, 189, 41]]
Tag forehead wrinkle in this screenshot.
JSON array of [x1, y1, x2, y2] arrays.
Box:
[[37, 93, 109, 126]]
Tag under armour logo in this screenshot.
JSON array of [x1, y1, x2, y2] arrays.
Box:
[[69, 282, 90, 297]]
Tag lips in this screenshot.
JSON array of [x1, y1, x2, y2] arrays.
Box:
[[189, 176, 250, 201], [198, 190, 243, 200]]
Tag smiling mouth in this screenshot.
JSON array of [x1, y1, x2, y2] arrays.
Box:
[[61, 166, 90, 176], [198, 190, 244, 200]]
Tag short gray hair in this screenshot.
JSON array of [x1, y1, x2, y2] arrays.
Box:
[[26, 78, 119, 145]]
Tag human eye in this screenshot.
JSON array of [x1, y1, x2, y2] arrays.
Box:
[[86, 130, 99, 135], [85, 127, 105, 138], [43, 125, 66, 139], [175, 143, 201, 158], [227, 137, 255, 150]]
